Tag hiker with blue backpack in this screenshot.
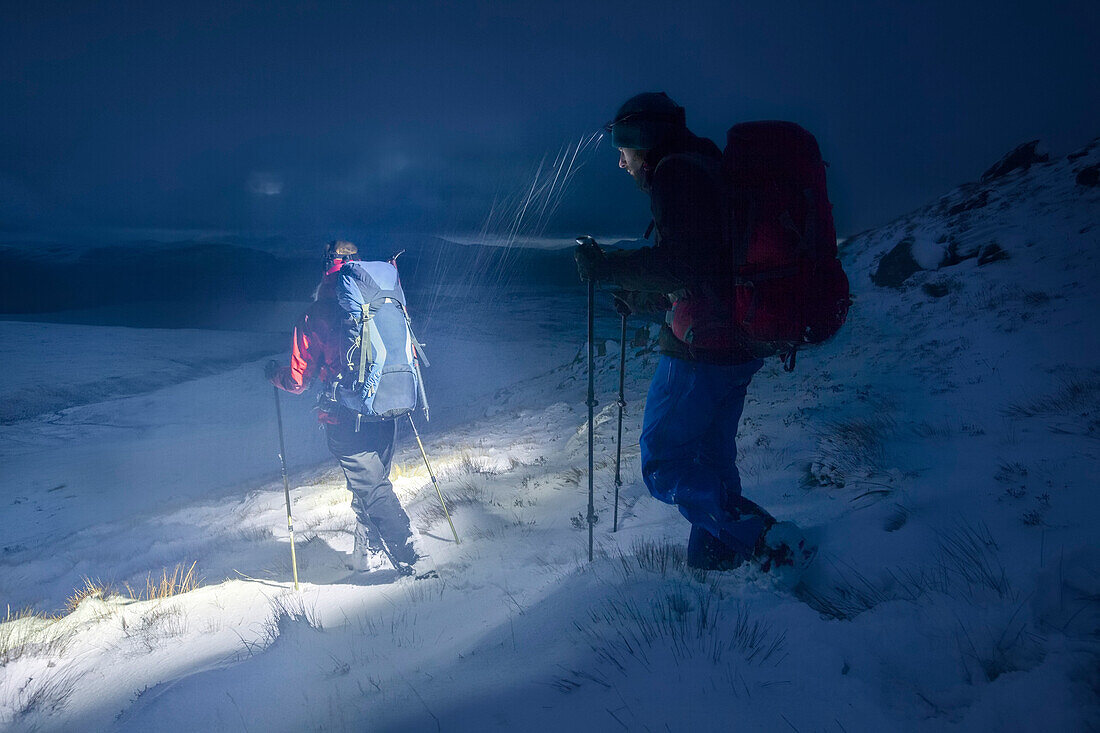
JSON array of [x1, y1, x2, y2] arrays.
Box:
[[575, 92, 849, 579], [268, 240, 429, 577]]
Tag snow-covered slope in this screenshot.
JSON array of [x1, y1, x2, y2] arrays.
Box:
[[2, 140, 1098, 731]]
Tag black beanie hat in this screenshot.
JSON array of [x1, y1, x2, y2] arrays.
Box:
[[605, 92, 686, 150]]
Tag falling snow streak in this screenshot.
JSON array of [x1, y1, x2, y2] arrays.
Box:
[[418, 131, 604, 330]]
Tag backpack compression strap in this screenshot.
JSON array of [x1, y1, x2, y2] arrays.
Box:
[[357, 303, 373, 386]]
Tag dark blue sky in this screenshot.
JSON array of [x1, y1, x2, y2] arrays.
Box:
[[2, 1, 1097, 244]]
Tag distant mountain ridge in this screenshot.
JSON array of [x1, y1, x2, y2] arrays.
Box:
[[3, 135, 1095, 327], [0, 233, 580, 325]]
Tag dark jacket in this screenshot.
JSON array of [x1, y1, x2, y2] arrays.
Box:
[[605, 130, 753, 365]]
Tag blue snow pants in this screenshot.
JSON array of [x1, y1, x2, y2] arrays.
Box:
[[325, 414, 417, 566], [640, 355, 767, 568]]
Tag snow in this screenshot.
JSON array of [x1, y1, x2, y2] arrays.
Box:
[[2, 141, 1099, 731]]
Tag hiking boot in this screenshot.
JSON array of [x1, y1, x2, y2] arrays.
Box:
[[752, 521, 818, 583], [347, 522, 389, 573], [687, 524, 747, 570]]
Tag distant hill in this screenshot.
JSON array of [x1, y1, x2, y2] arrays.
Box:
[[0, 235, 580, 326]]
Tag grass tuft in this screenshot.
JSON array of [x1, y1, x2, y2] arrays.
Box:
[[62, 562, 202, 617], [64, 576, 113, 613], [1003, 375, 1100, 418], [574, 585, 787, 678], [801, 520, 1014, 621], [935, 521, 1012, 600], [417, 483, 485, 529], [123, 561, 201, 602], [617, 539, 687, 579], [0, 608, 69, 666], [808, 413, 895, 489], [12, 665, 80, 722]]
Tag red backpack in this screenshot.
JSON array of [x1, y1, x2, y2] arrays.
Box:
[[670, 121, 850, 370]]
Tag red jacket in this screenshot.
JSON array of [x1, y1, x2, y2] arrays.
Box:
[[270, 263, 348, 410]]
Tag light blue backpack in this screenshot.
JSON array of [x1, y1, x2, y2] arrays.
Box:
[[330, 258, 428, 426]]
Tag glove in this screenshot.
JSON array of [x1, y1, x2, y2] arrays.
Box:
[[611, 292, 632, 316], [574, 240, 607, 282], [264, 360, 281, 382]]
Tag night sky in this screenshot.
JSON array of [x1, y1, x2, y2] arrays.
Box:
[[2, 1, 1097, 245]]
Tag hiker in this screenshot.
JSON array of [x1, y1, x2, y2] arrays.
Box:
[[267, 240, 420, 576], [575, 92, 788, 571]]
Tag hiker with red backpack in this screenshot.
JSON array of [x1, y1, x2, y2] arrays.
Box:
[[267, 240, 426, 578], [575, 92, 848, 577]]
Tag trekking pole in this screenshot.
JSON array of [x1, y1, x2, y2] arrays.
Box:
[[407, 414, 460, 544], [613, 312, 627, 532], [586, 274, 597, 561], [272, 386, 300, 591], [575, 237, 598, 563]]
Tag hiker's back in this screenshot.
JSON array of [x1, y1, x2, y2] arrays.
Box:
[[329, 260, 422, 421]]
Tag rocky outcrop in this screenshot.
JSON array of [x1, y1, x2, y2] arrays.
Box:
[[980, 140, 1049, 182], [1076, 164, 1099, 187], [870, 238, 921, 288]]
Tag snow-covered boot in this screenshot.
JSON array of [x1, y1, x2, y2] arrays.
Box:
[[752, 521, 818, 587], [348, 521, 388, 573], [382, 537, 420, 578], [371, 514, 420, 570]]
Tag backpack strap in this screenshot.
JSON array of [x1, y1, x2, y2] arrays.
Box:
[[393, 301, 430, 368], [801, 187, 818, 257], [356, 303, 374, 386], [394, 300, 430, 421]]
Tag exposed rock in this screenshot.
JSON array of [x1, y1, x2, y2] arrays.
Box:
[[977, 242, 1009, 265], [922, 282, 950, 298], [939, 240, 1009, 269], [871, 237, 922, 288], [948, 190, 990, 216], [1076, 164, 1099, 187], [939, 240, 969, 268], [1066, 138, 1098, 161], [980, 140, 1049, 182]]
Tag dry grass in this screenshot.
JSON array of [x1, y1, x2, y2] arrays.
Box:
[[64, 576, 113, 614], [389, 460, 425, 482], [61, 562, 202, 617], [417, 483, 485, 529], [0, 607, 68, 666], [123, 561, 201, 602], [435, 450, 501, 481], [11, 664, 81, 722], [121, 605, 188, 652]]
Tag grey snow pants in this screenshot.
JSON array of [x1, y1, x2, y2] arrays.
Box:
[[324, 415, 417, 565]]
